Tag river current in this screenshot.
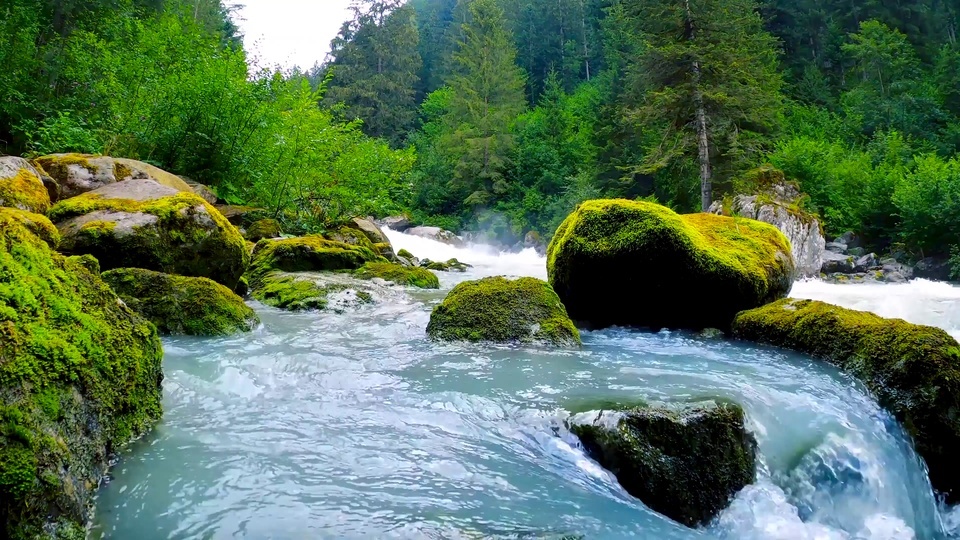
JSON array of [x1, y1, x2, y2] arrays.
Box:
[[92, 230, 960, 539]]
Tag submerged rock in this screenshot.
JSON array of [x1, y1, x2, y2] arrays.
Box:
[[427, 276, 580, 347], [49, 178, 249, 288], [0, 208, 163, 538], [245, 218, 282, 242], [568, 401, 757, 527], [548, 199, 794, 331], [102, 268, 259, 336], [354, 261, 440, 289], [252, 271, 387, 312], [0, 156, 51, 215], [732, 299, 960, 502], [34, 153, 193, 201]]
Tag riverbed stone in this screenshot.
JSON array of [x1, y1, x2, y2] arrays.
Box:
[[0, 156, 51, 215], [0, 207, 163, 538], [547, 199, 795, 331], [406, 225, 464, 247], [427, 276, 580, 347], [354, 261, 439, 289], [34, 154, 193, 201], [732, 298, 960, 503], [102, 268, 259, 335], [49, 178, 249, 288], [568, 401, 757, 527], [245, 218, 282, 242]]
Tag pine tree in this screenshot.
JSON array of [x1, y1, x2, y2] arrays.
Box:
[[324, 1, 422, 146], [625, 0, 784, 210]]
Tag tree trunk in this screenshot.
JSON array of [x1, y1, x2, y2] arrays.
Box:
[[685, 0, 712, 210]]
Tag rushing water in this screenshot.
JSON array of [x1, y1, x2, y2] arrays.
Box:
[[92, 230, 960, 540]]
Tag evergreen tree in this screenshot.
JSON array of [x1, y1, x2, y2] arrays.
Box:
[[625, 0, 784, 209]]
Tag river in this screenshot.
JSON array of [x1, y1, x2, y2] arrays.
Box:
[[91, 229, 960, 539]]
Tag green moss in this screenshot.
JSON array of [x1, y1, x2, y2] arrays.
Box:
[[65, 254, 100, 275], [427, 276, 580, 346], [547, 199, 795, 331], [0, 208, 59, 248], [102, 268, 259, 336], [50, 191, 249, 288], [732, 299, 960, 502], [422, 258, 471, 272], [245, 219, 281, 242], [33, 153, 98, 177], [0, 168, 51, 215], [397, 249, 414, 259], [0, 207, 163, 537], [569, 401, 756, 527], [324, 226, 377, 250], [354, 262, 439, 289], [247, 235, 383, 290], [252, 273, 375, 311]]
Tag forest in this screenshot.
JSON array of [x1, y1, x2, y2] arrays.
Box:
[[2, 0, 960, 273]]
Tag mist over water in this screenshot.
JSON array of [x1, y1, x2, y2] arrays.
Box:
[[92, 229, 960, 539]]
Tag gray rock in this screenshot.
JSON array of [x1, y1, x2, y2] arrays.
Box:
[[882, 262, 914, 280], [822, 251, 856, 274], [34, 154, 193, 201], [347, 216, 390, 245], [406, 225, 465, 247], [883, 271, 907, 283], [826, 241, 848, 254], [189, 183, 218, 205], [915, 257, 952, 282], [379, 215, 413, 232], [854, 253, 879, 273], [0, 156, 51, 214], [838, 231, 861, 249], [847, 247, 866, 258]]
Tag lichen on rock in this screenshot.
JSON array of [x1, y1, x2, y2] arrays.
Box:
[[0, 207, 163, 538], [0, 157, 52, 215], [49, 178, 249, 288], [102, 268, 259, 336], [732, 299, 960, 503], [427, 276, 580, 347], [34, 154, 193, 202], [547, 199, 795, 331], [568, 400, 756, 527]]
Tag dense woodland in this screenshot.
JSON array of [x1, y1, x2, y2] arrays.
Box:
[[3, 0, 960, 272]]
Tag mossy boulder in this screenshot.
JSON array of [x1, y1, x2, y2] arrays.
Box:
[[547, 199, 795, 331], [245, 218, 282, 242], [252, 271, 379, 312], [0, 207, 163, 538], [102, 268, 259, 336], [421, 258, 471, 272], [568, 401, 756, 527], [34, 154, 192, 202], [427, 276, 580, 347], [354, 261, 440, 289], [49, 178, 249, 288], [0, 157, 51, 215], [214, 205, 268, 227], [732, 298, 960, 502]]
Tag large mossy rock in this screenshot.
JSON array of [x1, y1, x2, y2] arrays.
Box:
[[547, 199, 795, 331], [49, 178, 249, 288], [34, 154, 193, 202], [102, 268, 259, 336], [568, 401, 756, 527], [426, 276, 580, 347], [732, 299, 960, 503], [0, 208, 163, 538], [0, 157, 51, 215], [244, 218, 282, 242], [354, 261, 439, 289]]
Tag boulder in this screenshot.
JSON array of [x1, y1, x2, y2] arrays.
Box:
[[406, 225, 465, 247], [732, 299, 960, 502], [396, 248, 418, 267], [854, 253, 879, 273], [568, 401, 756, 527], [427, 276, 580, 347], [0, 208, 163, 538], [710, 169, 825, 278], [821, 251, 856, 274], [102, 268, 259, 336], [548, 199, 794, 331], [421, 258, 472, 272], [183, 180, 218, 205], [915, 257, 952, 282], [245, 218, 282, 242], [354, 261, 439, 289], [347, 217, 390, 245], [825, 241, 848, 254], [214, 204, 267, 227], [379, 215, 413, 232], [49, 178, 249, 288], [33, 154, 193, 201], [0, 156, 51, 215], [838, 231, 861, 249]]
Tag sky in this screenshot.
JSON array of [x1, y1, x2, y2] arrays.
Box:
[[231, 0, 354, 71]]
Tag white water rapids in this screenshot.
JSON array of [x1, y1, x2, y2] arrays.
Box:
[[91, 229, 960, 539]]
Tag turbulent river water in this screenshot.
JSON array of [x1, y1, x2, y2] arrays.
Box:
[[91, 230, 960, 540]]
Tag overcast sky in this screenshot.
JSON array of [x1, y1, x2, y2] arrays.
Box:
[[232, 0, 354, 71]]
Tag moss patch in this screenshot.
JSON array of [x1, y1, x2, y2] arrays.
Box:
[[247, 235, 382, 289], [547, 199, 795, 331], [252, 273, 374, 311], [102, 268, 259, 336], [0, 168, 51, 216], [244, 219, 281, 242], [732, 299, 960, 503], [427, 276, 580, 347], [354, 262, 439, 289], [1, 209, 60, 249], [397, 249, 414, 259], [0, 207, 163, 538], [50, 191, 248, 288]]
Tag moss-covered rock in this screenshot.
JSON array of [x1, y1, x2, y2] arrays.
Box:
[[427, 276, 580, 346], [397, 249, 414, 260], [253, 272, 378, 312], [568, 401, 756, 527], [547, 199, 795, 331], [0, 157, 52, 215], [732, 299, 960, 502], [34, 154, 192, 202], [354, 262, 440, 289], [247, 235, 382, 286], [0, 207, 163, 538], [244, 219, 282, 242], [1, 207, 60, 249], [102, 268, 259, 336], [49, 178, 249, 288], [421, 258, 471, 272], [325, 225, 377, 249]]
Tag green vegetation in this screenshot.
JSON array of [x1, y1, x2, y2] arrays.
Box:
[[427, 276, 580, 346], [354, 262, 440, 288], [547, 199, 794, 330], [102, 268, 259, 336], [732, 299, 960, 502], [0, 207, 163, 538]]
